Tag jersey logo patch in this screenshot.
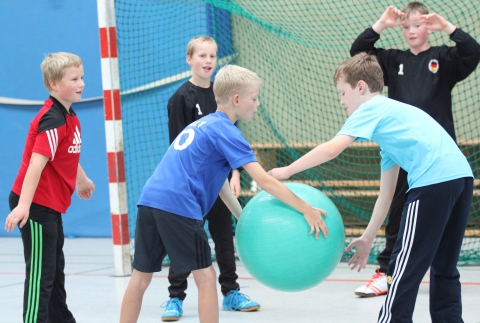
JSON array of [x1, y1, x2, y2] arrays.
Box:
[[428, 59, 439, 74], [68, 126, 82, 153]]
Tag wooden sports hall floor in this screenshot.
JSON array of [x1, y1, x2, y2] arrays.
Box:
[[1, 238, 479, 323]]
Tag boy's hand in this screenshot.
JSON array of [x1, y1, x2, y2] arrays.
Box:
[[303, 207, 328, 239], [267, 166, 291, 180], [76, 177, 95, 200], [373, 6, 404, 33], [420, 13, 456, 34], [5, 205, 30, 232], [229, 170, 241, 198], [346, 235, 374, 272]]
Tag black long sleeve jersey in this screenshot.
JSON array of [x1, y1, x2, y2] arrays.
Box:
[[350, 28, 480, 140], [167, 81, 217, 144]]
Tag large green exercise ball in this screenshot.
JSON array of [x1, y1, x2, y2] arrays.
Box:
[[235, 182, 345, 291]]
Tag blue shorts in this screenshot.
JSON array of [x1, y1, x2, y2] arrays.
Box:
[[132, 206, 212, 274]]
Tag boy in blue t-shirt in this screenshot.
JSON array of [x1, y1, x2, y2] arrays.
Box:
[[163, 36, 259, 321], [269, 53, 473, 322], [119, 65, 328, 323]]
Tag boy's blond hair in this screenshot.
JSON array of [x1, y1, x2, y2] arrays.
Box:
[[186, 36, 218, 57], [213, 65, 261, 105], [402, 1, 429, 18], [41, 52, 83, 92], [334, 53, 384, 93]]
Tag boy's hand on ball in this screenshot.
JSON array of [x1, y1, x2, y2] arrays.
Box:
[[304, 207, 328, 239]]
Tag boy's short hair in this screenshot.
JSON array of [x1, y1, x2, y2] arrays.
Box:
[[334, 53, 384, 93], [213, 65, 261, 105], [402, 1, 429, 18], [41, 52, 83, 92], [186, 36, 218, 57]]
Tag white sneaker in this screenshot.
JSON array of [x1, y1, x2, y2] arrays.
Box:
[[355, 269, 388, 297]]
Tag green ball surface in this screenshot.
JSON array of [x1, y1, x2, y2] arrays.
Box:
[[235, 183, 345, 291]]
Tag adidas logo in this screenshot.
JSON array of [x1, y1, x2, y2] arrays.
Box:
[[68, 126, 82, 153]]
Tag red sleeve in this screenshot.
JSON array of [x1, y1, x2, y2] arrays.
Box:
[[32, 127, 64, 160]]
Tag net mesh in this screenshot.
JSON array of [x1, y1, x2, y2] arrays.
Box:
[[114, 0, 480, 264]]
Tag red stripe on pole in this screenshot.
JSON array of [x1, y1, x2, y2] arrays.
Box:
[[109, 27, 118, 58], [103, 90, 122, 121], [111, 213, 130, 245], [113, 89, 122, 120], [103, 89, 113, 120], [99, 27, 109, 58], [108, 152, 126, 182]]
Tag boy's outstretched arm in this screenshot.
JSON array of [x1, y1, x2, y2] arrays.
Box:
[[346, 164, 399, 272], [243, 162, 328, 239], [4, 152, 48, 231], [219, 179, 242, 220], [268, 135, 355, 181], [76, 163, 95, 200]]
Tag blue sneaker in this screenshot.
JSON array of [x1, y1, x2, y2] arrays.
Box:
[[222, 289, 260, 312], [161, 297, 183, 322]]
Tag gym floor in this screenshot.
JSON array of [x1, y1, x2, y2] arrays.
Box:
[[1, 237, 479, 323]]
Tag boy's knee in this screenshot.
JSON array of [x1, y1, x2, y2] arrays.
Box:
[[192, 266, 216, 286], [130, 270, 153, 291]]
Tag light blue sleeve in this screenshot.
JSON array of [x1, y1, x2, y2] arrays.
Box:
[[336, 105, 382, 141], [380, 149, 396, 172]]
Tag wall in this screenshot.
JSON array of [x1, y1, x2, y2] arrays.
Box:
[[0, 0, 109, 237], [0, 0, 231, 238]]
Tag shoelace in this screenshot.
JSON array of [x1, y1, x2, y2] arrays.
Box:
[[225, 288, 251, 310], [160, 298, 182, 310], [366, 269, 385, 287]]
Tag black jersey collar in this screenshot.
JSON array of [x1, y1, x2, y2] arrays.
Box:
[[50, 96, 77, 116]]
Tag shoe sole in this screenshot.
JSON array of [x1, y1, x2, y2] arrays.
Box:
[[222, 305, 261, 312], [161, 317, 180, 322], [355, 291, 387, 298], [241, 305, 260, 312]]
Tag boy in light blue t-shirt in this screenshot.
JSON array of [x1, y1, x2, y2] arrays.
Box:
[[269, 53, 473, 322]]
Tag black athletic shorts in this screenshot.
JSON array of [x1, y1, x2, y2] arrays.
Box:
[[132, 206, 212, 274]]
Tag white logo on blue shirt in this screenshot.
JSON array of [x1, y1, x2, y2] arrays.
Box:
[[173, 120, 207, 151]]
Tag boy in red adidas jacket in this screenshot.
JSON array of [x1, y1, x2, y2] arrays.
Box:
[[5, 52, 95, 323]]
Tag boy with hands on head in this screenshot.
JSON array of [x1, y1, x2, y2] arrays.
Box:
[[5, 52, 95, 323], [350, 1, 480, 297], [120, 64, 327, 323], [269, 53, 473, 323]]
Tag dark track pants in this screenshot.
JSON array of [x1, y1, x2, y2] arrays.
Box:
[[9, 192, 76, 323], [377, 168, 408, 274], [378, 177, 473, 323], [167, 196, 239, 299]]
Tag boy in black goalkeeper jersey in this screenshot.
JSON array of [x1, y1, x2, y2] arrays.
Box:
[[350, 1, 480, 298]]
